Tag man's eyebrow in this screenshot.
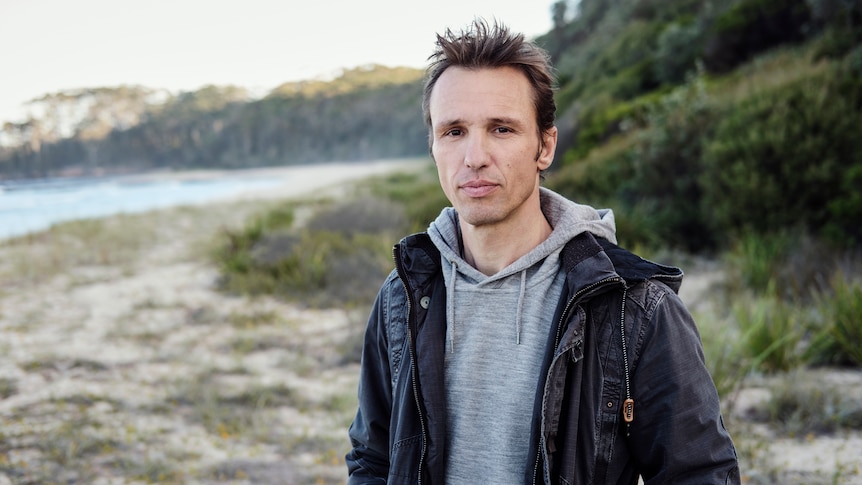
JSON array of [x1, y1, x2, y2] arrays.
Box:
[[489, 117, 523, 127], [435, 118, 464, 130], [436, 116, 524, 129]]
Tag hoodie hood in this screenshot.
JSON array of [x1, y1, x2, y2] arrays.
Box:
[[427, 187, 618, 351], [428, 187, 617, 284], [428, 187, 617, 282]]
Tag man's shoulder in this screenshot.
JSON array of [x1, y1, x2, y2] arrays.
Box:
[[596, 238, 684, 294]]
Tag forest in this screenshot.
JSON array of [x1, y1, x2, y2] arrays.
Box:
[[0, 66, 427, 178]]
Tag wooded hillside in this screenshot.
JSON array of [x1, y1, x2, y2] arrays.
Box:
[[0, 66, 426, 178], [539, 0, 861, 250]]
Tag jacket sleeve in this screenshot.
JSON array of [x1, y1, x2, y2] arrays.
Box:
[[628, 283, 740, 484], [346, 277, 396, 484]]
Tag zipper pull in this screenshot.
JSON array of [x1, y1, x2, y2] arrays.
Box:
[[623, 398, 634, 424]]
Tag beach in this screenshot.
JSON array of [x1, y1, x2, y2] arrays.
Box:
[[1, 158, 860, 484], [0, 159, 426, 484]]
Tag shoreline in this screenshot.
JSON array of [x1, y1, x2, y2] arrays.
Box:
[[0, 157, 429, 242], [0, 157, 429, 186]]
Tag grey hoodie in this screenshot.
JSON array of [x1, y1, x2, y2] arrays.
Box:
[[426, 187, 617, 483]]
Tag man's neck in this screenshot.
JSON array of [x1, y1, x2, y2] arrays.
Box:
[[460, 211, 553, 276]]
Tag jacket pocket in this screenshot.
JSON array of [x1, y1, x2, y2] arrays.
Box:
[[389, 434, 422, 481]]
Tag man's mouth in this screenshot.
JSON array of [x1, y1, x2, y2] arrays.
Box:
[[460, 180, 498, 197]]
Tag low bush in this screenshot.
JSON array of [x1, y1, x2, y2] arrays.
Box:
[[806, 275, 862, 366], [215, 196, 405, 308], [547, 136, 666, 251], [700, 65, 862, 248], [722, 231, 795, 296], [631, 78, 719, 251], [813, 24, 862, 60], [568, 91, 663, 160], [562, 20, 664, 102], [733, 292, 805, 374], [654, 20, 704, 85], [551, 48, 862, 254], [766, 373, 862, 436], [722, 230, 856, 304], [368, 165, 450, 233], [703, 0, 811, 73], [695, 310, 747, 399]]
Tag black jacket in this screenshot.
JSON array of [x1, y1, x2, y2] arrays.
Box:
[[347, 231, 740, 484]]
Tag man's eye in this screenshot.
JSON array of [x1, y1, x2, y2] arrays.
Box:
[[495, 127, 512, 134], [446, 129, 463, 137]]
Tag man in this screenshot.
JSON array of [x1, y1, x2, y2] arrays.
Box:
[[346, 18, 740, 484]]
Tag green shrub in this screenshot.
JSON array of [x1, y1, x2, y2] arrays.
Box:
[[630, 0, 704, 21], [812, 24, 862, 60], [548, 132, 685, 253], [549, 79, 721, 252], [733, 292, 805, 374], [723, 231, 796, 296], [555, 58, 862, 255], [695, 310, 747, 399], [703, 0, 811, 73], [805, 0, 862, 31], [570, 91, 663, 160], [368, 166, 450, 233], [847, 43, 862, 77], [700, 66, 862, 247], [606, 59, 661, 100], [806, 275, 862, 366], [654, 20, 705, 85], [564, 20, 664, 101], [630, 78, 719, 251], [215, 197, 402, 307]]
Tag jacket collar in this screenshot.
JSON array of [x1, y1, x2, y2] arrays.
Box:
[[394, 230, 684, 298]]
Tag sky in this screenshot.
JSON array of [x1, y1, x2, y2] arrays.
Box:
[[0, 0, 556, 125]]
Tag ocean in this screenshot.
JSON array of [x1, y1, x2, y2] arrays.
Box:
[[0, 159, 425, 241]]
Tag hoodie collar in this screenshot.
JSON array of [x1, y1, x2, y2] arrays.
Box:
[[426, 187, 618, 283]]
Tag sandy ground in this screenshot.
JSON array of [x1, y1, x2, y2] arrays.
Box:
[[1, 158, 861, 484]]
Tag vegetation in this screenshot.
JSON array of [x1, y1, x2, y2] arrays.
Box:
[[542, 0, 862, 254], [214, 165, 442, 307], [0, 66, 426, 178]]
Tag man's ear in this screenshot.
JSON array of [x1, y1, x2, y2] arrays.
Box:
[[536, 126, 557, 171]]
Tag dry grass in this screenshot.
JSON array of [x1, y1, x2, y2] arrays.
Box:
[[0, 168, 402, 484]]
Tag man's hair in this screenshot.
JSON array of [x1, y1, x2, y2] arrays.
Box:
[[422, 18, 557, 145]]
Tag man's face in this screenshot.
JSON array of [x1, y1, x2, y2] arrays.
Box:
[[428, 66, 556, 229]]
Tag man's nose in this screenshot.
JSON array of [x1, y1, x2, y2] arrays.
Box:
[[463, 134, 490, 169]]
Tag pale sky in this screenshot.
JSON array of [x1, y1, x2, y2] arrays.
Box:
[[0, 0, 556, 124]]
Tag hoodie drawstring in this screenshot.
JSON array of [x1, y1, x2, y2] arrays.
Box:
[[516, 270, 527, 344], [447, 263, 529, 350], [447, 260, 458, 353]]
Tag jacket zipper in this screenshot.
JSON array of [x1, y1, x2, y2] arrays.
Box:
[[393, 244, 428, 485], [532, 276, 624, 485]]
